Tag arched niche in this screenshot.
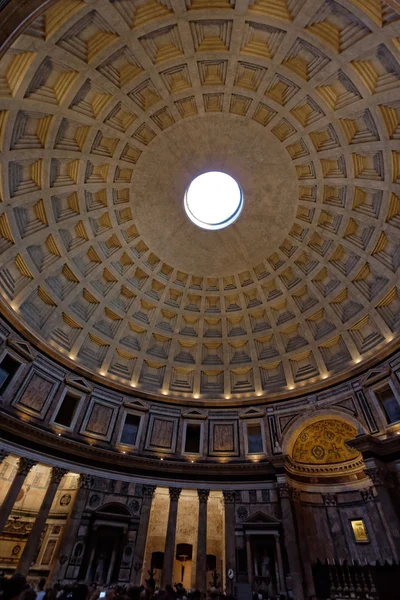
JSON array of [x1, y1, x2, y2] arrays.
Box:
[[283, 414, 366, 485], [281, 409, 365, 457]]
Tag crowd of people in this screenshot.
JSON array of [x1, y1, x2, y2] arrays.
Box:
[[0, 574, 289, 600]]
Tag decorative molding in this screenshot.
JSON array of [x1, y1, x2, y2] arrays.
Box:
[[16, 457, 36, 476], [50, 466, 68, 485], [169, 487, 182, 502], [197, 489, 210, 503]]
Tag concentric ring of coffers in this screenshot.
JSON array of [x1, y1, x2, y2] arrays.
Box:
[[0, 0, 399, 401]]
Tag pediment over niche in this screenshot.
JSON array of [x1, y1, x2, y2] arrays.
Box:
[[181, 408, 207, 420], [242, 511, 281, 528], [361, 367, 390, 388], [123, 398, 149, 412], [239, 406, 266, 419], [7, 338, 35, 361], [65, 375, 92, 393]]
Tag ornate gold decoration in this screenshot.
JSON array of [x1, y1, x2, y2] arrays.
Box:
[[291, 419, 360, 465], [351, 519, 369, 543]]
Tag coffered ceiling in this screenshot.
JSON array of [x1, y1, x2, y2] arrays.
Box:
[[0, 0, 400, 402]]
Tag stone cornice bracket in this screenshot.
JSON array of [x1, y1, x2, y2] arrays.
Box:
[[17, 457, 36, 476], [360, 487, 374, 503], [50, 466, 68, 485], [277, 482, 292, 500], [365, 466, 390, 487], [79, 473, 93, 489], [223, 490, 236, 504], [197, 489, 210, 503], [270, 454, 287, 471], [322, 493, 337, 506], [169, 487, 182, 502], [143, 484, 156, 499]]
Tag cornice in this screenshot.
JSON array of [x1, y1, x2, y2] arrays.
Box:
[[348, 434, 400, 462], [0, 411, 277, 482]]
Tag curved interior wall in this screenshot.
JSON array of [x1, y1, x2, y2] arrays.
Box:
[[0, 314, 399, 481]]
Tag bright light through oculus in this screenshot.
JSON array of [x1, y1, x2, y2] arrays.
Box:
[[184, 171, 243, 230]]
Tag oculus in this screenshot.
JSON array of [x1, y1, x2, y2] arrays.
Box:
[[184, 171, 243, 230]]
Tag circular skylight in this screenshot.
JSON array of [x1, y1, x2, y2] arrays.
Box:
[[184, 171, 243, 230]]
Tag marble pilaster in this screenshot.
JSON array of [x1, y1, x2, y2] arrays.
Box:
[[0, 457, 36, 534], [277, 479, 305, 600], [223, 491, 236, 594], [134, 484, 156, 584], [321, 493, 349, 561], [195, 489, 210, 591], [365, 463, 400, 562], [293, 491, 316, 599], [50, 473, 93, 583], [161, 487, 182, 588], [17, 466, 68, 574]]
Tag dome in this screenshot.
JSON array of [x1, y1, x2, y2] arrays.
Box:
[[0, 0, 400, 405], [2, 4, 400, 596]]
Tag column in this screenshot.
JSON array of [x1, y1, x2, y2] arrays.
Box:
[[293, 490, 317, 600], [49, 473, 93, 583], [274, 534, 286, 594], [222, 491, 236, 595], [0, 457, 36, 534], [196, 489, 210, 591], [133, 484, 156, 584], [245, 535, 253, 586], [361, 486, 385, 562], [17, 466, 67, 575], [365, 464, 400, 562], [161, 487, 182, 588], [321, 493, 349, 561], [277, 479, 305, 600]]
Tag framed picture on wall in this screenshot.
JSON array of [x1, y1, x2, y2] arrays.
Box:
[[350, 519, 369, 543]]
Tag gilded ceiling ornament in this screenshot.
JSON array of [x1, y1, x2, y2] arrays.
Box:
[[292, 419, 360, 465]]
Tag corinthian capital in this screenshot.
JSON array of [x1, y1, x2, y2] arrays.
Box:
[[197, 489, 210, 503], [360, 487, 374, 503], [143, 485, 156, 499], [79, 473, 93, 489], [277, 482, 292, 499], [222, 490, 236, 504], [365, 466, 388, 487], [169, 487, 182, 502], [17, 457, 36, 476], [50, 467, 68, 485], [322, 493, 337, 507]]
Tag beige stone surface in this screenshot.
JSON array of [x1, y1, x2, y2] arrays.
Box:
[[0, 457, 78, 573]]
